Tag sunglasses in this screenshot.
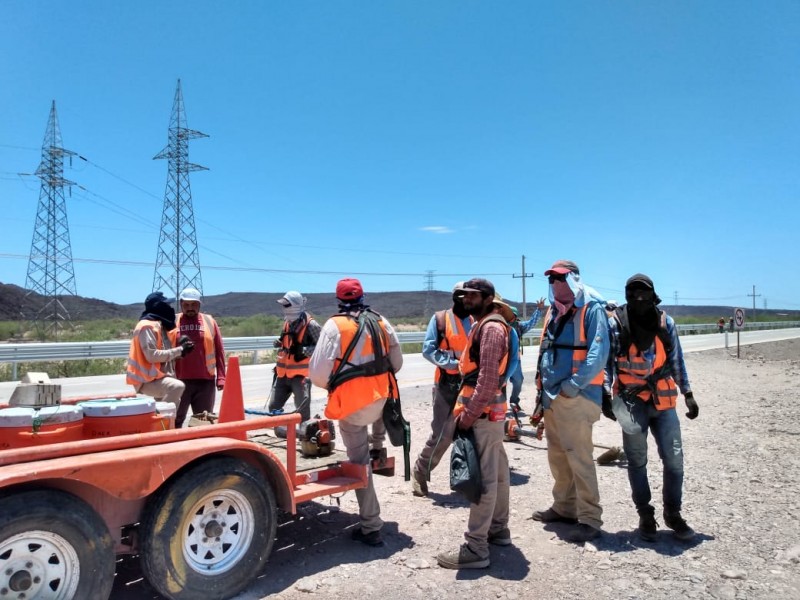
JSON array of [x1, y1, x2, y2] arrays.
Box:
[[548, 273, 567, 284]]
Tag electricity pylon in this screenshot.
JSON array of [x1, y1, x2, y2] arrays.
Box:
[[152, 79, 207, 300], [24, 101, 77, 340]]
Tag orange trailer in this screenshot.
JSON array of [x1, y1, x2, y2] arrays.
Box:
[[0, 358, 367, 600]]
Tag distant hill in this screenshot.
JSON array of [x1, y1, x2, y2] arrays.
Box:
[[2, 282, 796, 322]]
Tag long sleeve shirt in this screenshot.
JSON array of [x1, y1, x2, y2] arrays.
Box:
[[460, 319, 508, 427], [421, 311, 473, 371], [174, 313, 227, 386], [517, 308, 542, 336], [606, 311, 692, 395], [137, 322, 182, 378]]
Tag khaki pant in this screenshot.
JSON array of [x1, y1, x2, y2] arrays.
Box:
[[464, 418, 509, 558], [414, 382, 458, 478], [338, 399, 386, 534], [545, 393, 602, 529], [138, 376, 185, 407]]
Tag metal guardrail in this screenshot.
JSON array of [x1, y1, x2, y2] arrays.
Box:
[[1, 321, 798, 366]]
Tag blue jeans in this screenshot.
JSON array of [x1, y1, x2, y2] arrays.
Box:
[[508, 365, 523, 405], [611, 394, 684, 515]]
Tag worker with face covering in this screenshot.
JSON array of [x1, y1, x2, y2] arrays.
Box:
[[531, 260, 610, 543], [604, 274, 698, 542], [126, 291, 195, 406], [268, 291, 322, 422]]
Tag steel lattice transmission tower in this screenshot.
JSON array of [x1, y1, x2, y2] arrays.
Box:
[[152, 79, 208, 300], [24, 101, 78, 340]]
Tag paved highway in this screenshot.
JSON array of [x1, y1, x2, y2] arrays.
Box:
[[1, 328, 797, 406]]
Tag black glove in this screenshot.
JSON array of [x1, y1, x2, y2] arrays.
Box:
[[273, 339, 282, 349], [601, 391, 616, 421], [178, 335, 195, 357], [684, 392, 699, 420]]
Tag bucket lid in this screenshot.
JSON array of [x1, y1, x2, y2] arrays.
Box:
[[79, 397, 156, 417], [0, 405, 83, 427]]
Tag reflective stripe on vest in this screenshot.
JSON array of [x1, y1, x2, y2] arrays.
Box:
[[454, 313, 509, 420], [176, 313, 217, 377], [324, 314, 393, 420], [540, 305, 604, 386], [276, 318, 310, 378], [435, 309, 470, 383], [126, 320, 168, 386], [616, 336, 678, 410]]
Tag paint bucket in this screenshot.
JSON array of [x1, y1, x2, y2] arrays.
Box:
[[0, 405, 84, 450], [79, 397, 162, 438]]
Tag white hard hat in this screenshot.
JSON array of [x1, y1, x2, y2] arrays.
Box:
[[179, 287, 202, 303]]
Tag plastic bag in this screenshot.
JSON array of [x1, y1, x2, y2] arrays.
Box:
[[450, 427, 482, 504]]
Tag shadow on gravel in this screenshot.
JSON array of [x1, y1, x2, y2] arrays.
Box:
[[454, 544, 531, 582], [510, 467, 531, 486], [541, 525, 715, 557], [428, 490, 470, 507]]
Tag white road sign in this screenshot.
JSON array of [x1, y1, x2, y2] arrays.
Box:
[[734, 307, 746, 330]]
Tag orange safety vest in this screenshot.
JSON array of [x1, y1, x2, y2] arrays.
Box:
[[434, 309, 471, 383], [539, 305, 605, 386], [176, 313, 218, 377], [324, 312, 395, 420], [454, 313, 510, 421], [614, 317, 678, 411], [275, 317, 310, 378], [126, 320, 176, 387]]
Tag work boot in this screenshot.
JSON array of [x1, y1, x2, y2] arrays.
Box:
[[351, 526, 384, 547], [566, 523, 601, 543], [532, 507, 578, 524], [437, 543, 490, 570], [638, 512, 658, 542], [488, 527, 512, 546], [411, 469, 428, 497], [664, 511, 695, 541]]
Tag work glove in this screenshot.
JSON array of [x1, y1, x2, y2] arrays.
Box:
[[601, 390, 616, 421], [177, 335, 195, 357], [684, 392, 699, 420], [273, 339, 282, 349]]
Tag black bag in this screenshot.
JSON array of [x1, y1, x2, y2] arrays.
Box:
[[450, 427, 482, 504], [382, 397, 408, 448]]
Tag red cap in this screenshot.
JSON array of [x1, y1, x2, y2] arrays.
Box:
[[336, 278, 364, 301], [544, 259, 580, 276]]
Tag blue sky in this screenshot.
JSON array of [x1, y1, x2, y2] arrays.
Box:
[[1, 1, 798, 310]]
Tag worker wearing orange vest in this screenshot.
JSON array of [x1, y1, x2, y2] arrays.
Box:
[[174, 287, 227, 428], [605, 274, 698, 542], [437, 278, 513, 570], [531, 260, 610, 544], [127, 291, 195, 406], [309, 278, 403, 547], [411, 282, 474, 497], [268, 291, 321, 422]]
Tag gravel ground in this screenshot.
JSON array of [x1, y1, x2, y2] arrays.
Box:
[[116, 339, 800, 600]]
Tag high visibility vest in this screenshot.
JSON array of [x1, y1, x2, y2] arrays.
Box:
[[615, 327, 678, 411], [454, 313, 509, 421], [275, 317, 310, 378], [324, 313, 394, 420], [176, 313, 217, 377], [126, 320, 174, 387], [434, 309, 471, 383], [540, 305, 605, 386]]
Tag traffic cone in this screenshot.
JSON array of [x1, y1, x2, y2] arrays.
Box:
[[218, 356, 246, 439]]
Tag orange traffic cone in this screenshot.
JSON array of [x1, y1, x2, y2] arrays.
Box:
[[218, 356, 246, 439]]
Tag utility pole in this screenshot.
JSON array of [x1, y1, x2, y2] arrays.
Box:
[[24, 101, 78, 340], [747, 285, 761, 322], [152, 79, 207, 300], [673, 291, 678, 306], [423, 270, 435, 319], [512, 255, 535, 318]]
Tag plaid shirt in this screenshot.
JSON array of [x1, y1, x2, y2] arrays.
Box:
[[462, 319, 508, 424]]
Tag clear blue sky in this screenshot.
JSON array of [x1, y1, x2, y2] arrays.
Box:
[[1, 1, 798, 310]]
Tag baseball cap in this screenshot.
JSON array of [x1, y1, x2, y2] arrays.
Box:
[[277, 290, 304, 308], [144, 291, 174, 310], [544, 259, 580, 277], [336, 278, 364, 301], [179, 287, 202, 303], [456, 278, 495, 297], [625, 273, 655, 290]]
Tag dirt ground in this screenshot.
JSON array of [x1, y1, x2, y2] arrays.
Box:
[[114, 339, 800, 600]]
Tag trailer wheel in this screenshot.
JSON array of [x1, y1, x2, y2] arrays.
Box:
[[0, 490, 115, 600], [140, 456, 276, 600]]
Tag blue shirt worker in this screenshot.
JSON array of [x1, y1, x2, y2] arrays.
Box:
[[412, 282, 474, 497], [604, 273, 699, 542], [531, 259, 610, 543], [507, 300, 545, 413]]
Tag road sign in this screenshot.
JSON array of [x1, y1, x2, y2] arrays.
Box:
[[734, 307, 746, 330]]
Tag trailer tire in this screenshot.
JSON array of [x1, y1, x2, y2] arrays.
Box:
[[140, 456, 276, 600], [0, 490, 115, 600]]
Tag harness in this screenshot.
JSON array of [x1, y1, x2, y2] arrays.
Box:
[[328, 309, 393, 392]]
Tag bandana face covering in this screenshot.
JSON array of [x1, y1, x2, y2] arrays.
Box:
[[551, 280, 575, 316], [282, 305, 304, 322]]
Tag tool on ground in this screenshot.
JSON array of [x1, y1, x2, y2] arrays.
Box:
[[595, 443, 626, 465], [503, 402, 527, 442], [275, 418, 337, 457]]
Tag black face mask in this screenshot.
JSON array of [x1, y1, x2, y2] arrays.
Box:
[[141, 301, 177, 331], [452, 300, 470, 319]]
